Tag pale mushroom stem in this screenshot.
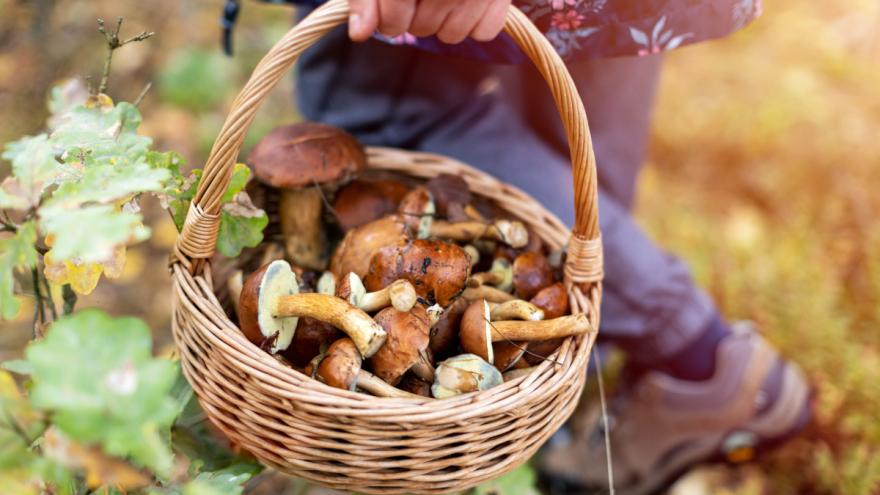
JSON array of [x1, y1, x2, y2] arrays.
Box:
[[489, 314, 591, 342], [462, 285, 516, 303], [279, 188, 327, 271], [273, 293, 387, 357], [489, 300, 544, 321], [356, 370, 425, 398], [228, 270, 244, 318], [429, 219, 528, 248], [359, 280, 417, 313]]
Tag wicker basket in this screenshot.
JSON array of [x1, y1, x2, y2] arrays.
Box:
[[170, 0, 604, 492]]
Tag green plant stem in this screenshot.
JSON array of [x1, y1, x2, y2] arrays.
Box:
[[62, 285, 77, 315]]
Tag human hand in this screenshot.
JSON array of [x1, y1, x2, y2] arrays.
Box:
[[348, 0, 511, 44]]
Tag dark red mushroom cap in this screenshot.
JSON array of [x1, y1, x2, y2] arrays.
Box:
[[247, 122, 366, 189]]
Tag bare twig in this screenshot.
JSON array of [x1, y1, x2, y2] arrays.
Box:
[[592, 350, 615, 494], [40, 273, 57, 321], [31, 268, 45, 332], [133, 81, 152, 107], [95, 17, 154, 95]]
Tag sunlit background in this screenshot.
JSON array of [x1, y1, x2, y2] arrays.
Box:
[[2, 0, 879, 493]]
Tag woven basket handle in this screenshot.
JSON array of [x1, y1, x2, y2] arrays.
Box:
[[173, 0, 602, 285]]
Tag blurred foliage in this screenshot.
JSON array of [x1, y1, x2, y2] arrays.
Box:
[[0, 0, 878, 493]]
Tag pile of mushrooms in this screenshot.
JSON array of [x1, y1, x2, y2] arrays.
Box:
[[236, 121, 590, 399]]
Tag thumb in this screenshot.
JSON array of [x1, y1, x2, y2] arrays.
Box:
[[349, 0, 379, 42]]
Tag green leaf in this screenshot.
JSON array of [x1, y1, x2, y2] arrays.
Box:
[[47, 159, 169, 207], [472, 465, 540, 495], [39, 204, 149, 263], [1, 134, 61, 209], [25, 310, 179, 477], [0, 221, 39, 320], [2, 360, 34, 375], [181, 464, 260, 495], [221, 164, 251, 203], [50, 102, 152, 166], [216, 192, 268, 258]]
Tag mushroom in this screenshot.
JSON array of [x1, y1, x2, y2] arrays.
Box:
[[461, 285, 516, 303], [530, 282, 569, 319], [330, 215, 409, 278], [486, 300, 544, 372], [429, 297, 468, 356], [397, 186, 436, 238], [492, 225, 544, 261], [463, 245, 481, 267], [425, 218, 529, 248], [363, 239, 470, 307], [336, 272, 417, 313], [459, 299, 591, 363], [248, 123, 366, 270], [512, 251, 554, 300], [282, 317, 342, 367], [228, 270, 244, 317], [425, 173, 472, 220], [316, 271, 337, 295], [314, 338, 422, 398], [467, 258, 513, 292], [431, 354, 503, 398], [239, 260, 386, 357], [332, 179, 409, 232], [398, 374, 433, 397], [369, 306, 434, 384], [489, 300, 544, 321]]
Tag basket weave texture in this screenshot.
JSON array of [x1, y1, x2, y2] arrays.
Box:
[[170, 1, 604, 493]]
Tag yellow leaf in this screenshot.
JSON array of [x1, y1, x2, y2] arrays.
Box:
[[43, 246, 127, 295], [43, 428, 151, 490]]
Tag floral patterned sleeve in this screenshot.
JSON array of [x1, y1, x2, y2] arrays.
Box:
[[379, 0, 762, 63]]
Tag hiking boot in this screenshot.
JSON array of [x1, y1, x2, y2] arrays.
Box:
[[537, 323, 812, 495]]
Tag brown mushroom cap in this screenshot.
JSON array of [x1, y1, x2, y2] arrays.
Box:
[[369, 306, 431, 385], [429, 297, 468, 357], [512, 251, 554, 300], [363, 239, 470, 307], [248, 122, 366, 189], [330, 215, 409, 278], [332, 179, 409, 232], [425, 173, 472, 219], [459, 300, 494, 363], [492, 341, 528, 372], [398, 374, 432, 397], [281, 317, 342, 367], [493, 225, 544, 261], [316, 338, 362, 391], [524, 338, 564, 366], [397, 186, 435, 236], [529, 282, 569, 319]]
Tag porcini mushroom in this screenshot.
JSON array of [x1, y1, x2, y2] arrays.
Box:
[[316, 271, 337, 295], [248, 123, 366, 270], [397, 186, 435, 238], [330, 215, 409, 278], [459, 299, 591, 363], [431, 354, 503, 398], [429, 297, 468, 356], [461, 285, 516, 303], [530, 282, 569, 319], [282, 317, 342, 367], [369, 306, 434, 384], [467, 258, 513, 292], [398, 374, 433, 397], [424, 218, 529, 248], [336, 272, 417, 313], [239, 260, 386, 357], [315, 338, 421, 398], [486, 300, 544, 371], [512, 251, 554, 300], [425, 173, 472, 220], [363, 239, 470, 307], [332, 179, 409, 232]]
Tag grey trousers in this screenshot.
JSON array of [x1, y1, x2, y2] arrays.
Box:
[[295, 27, 716, 364]]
